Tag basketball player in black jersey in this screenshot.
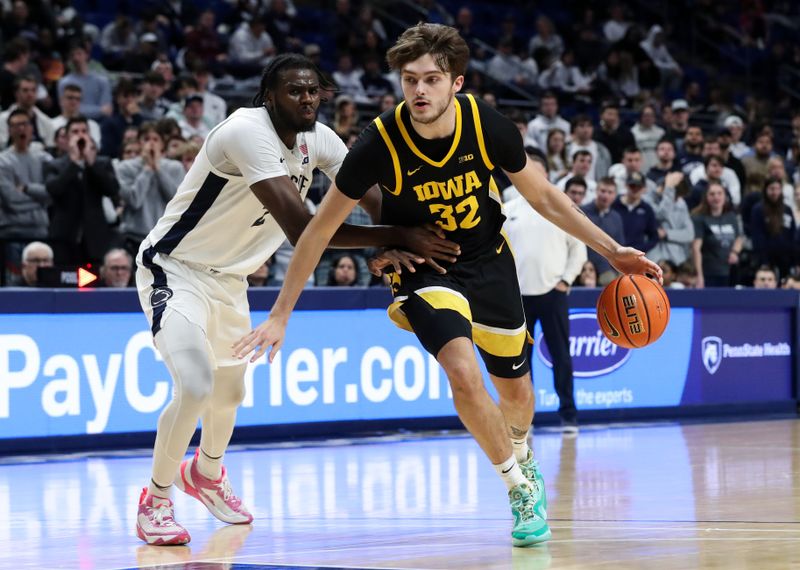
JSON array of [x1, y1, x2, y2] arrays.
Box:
[[234, 24, 662, 547]]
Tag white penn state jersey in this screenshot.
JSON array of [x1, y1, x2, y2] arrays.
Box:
[[140, 106, 347, 276]]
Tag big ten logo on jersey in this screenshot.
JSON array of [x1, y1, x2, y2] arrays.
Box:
[[412, 170, 482, 232]]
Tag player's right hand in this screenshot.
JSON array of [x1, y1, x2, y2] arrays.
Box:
[[232, 315, 287, 363]]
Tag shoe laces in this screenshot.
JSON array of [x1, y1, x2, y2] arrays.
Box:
[[219, 477, 241, 507], [511, 486, 539, 522], [152, 503, 175, 527]]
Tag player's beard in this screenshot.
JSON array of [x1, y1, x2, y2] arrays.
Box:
[[409, 95, 452, 125], [275, 100, 317, 132]]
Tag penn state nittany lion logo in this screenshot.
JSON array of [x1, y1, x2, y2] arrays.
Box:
[[149, 287, 173, 308], [701, 336, 722, 374]]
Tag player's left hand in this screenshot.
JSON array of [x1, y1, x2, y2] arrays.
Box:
[[400, 224, 461, 263], [368, 249, 426, 276], [608, 246, 663, 284], [232, 315, 287, 363]]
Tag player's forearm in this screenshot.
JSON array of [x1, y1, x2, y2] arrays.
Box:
[[536, 187, 620, 259], [270, 224, 333, 321], [328, 223, 399, 249]]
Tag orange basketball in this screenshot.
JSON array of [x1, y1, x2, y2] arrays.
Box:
[[596, 274, 670, 349]]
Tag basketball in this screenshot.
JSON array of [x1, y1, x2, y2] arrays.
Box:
[[596, 274, 670, 349]]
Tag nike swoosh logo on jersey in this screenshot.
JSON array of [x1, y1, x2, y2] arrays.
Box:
[[512, 359, 525, 370], [407, 165, 422, 176], [496, 241, 505, 254], [279, 157, 285, 163]]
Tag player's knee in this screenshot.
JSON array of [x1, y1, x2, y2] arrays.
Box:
[[179, 376, 214, 407], [218, 379, 246, 410], [446, 361, 483, 400]]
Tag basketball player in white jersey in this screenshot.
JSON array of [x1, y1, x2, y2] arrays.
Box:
[[134, 54, 460, 545]]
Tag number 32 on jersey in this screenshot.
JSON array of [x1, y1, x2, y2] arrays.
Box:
[[412, 170, 482, 231]]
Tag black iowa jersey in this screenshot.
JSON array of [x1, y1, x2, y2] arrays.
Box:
[[336, 94, 526, 262]]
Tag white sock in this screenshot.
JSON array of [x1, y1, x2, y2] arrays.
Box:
[[148, 479, 172, 500], [494, 455, 528, 491], [511, 432, 531, 463], [197, 448, 223, 480]]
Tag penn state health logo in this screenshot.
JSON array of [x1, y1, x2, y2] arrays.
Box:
[[537, 313, 631, 378], [701, 336, 723, 375]]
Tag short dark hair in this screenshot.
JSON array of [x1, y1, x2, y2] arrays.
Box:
[[63, 83, 82, 94], [386, 23, 469, 78], [565, 176, 588, 191], [7, 108, 29, 126], [622, 146, 641, 156], [598, 176, 617, 188], [571, 114, 592, 131], [703, 154, 724, 167], [2, 38, 29, 62], [143, 71, 166, 86], [656, 137, 676, 150], [66, 115, 89, 132], [13, 75, 37, 90], [572, 149, 592, 161]]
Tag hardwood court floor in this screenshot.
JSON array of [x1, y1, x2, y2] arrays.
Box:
[[0, 418, 798, 569]]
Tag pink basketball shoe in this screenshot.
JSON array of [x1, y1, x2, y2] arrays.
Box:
[[135, 488, 191, 545], [175, 450, 253, 524]]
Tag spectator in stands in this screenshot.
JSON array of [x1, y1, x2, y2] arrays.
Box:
[[14, 241, 53, 287], [120, 139, 141, 161], [177, 94, 210, 141], [564, 177, 589, 206], [716, 126, 747, 188], [753, 265, 778, 289], [556, 150, 596, 202], [639, 25, 682, 91], [603, 4, 631, 44], [596, 102, 636, 164], [99, 248, 133, 287], [0, 38, 30, 109], [567, 115, 612, 181], [750, 177, 797, 279], [266, 0, 302, 53], [678, 125, 704, 175], [51, 84, 102, 149], [574, 260, 598, 287], [545, 128, 570, 182], [676, 260, 697, 288], [178, 141, 201, 173], [666, 99, 690, 148], [528, 15, 564, 60], [764, 157, 795, 210], [45, 116, 120, 267], [583, 176, 626, 285], [686, 155, 732, 211], [247, 261, 271, 287], [49, 126, 70, 159], [379, 93, 397, 113], [360, 55, 393, 103], [0, 76, 54, 149], [58, 41, 112, 120], [327, 254, 359, 287], [647, 137, 679, 185], [742, 132, 774, 196], [332, 53, 368, 103], [100, 15, 138, 70], [724, 115, 751, 159], [0, 110, 52, 272], [115, 122, 184, 256], [526, 91, 570, 150], [138, 71, 170, 122], [658, 259, 683, 288], [538, 48, 596, 99], [646, 171, 694, 266], [632, 105, 665, 172], [690, 181, 743, 288], [609, 146, 656, 195], [487, 36, 537, 92], [613, 172, 660, 254], [333, 95, 359, 142], [597, 50, 640, 104], [688, 138, 742, 206], [184, 9, 227, 72], [101, 79, 144, 160], [229, 19, 275, 76], [192, 63, 227, 127]]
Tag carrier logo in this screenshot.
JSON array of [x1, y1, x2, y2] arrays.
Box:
[[537, 313, 631, 378], [701, 335, 791, 375], [702, 336, 722, 374]]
